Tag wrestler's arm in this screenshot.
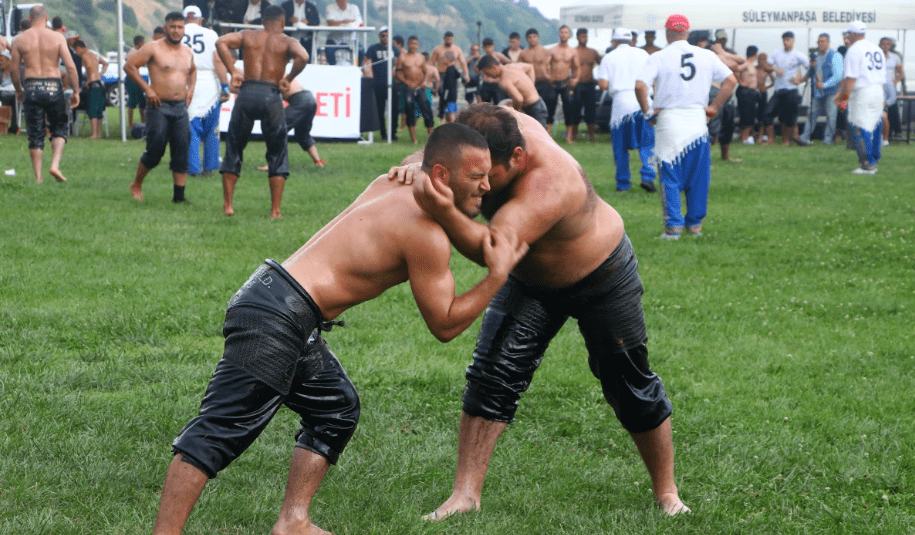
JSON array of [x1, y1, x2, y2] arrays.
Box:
[[406, 220, 525, 342], [569, 51, 580, 86], [284, 37, 310, 86], [58, 41, 81, 108], [522, 63, 536, 83], [10, 41, 21, 94], [186, 52, 197, 107], [458, 50, 469, 81], [495, 52, 511, 65], [502, 77, 524, 110], [707, 74, 737, 116], [394, 56, 405, 84], [97, 53, 109, 75], [216, 32, 244, 79]]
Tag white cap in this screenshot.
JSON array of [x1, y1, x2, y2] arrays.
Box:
[[379, 26, 388, 34], [612, 28, 632, 41], [183, 5, 202, 19], [844, 21, 866, 34]]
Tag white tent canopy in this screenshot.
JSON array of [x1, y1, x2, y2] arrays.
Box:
[[560, 0, 915, 30]]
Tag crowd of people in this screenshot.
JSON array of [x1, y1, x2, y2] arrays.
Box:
[[2, 4, 911, 534]]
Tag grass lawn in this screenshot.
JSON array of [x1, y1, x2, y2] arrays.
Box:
[[0, 122, 913, 535]]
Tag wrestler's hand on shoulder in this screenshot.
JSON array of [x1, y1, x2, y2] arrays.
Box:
[[413, 169, 452, 218], [388, 162, 422, 185], [483, 226, 528, 278]]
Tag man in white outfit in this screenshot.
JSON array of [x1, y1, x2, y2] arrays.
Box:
[[636, 14, 736, 240], [597, 28, 656, 193], [834, 21, 886, 175], [182, 5, 229, 176]]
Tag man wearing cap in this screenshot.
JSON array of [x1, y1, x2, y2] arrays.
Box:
[[762, 31, 808, 146], [364, 26, 400, 141], [798, 34, 842, 145], [10, 5, 80, 183], [636, 14, 736, 239], [597, 27, 656, 192], [834, 22, 885, 174], [182, 5, 229, 177]]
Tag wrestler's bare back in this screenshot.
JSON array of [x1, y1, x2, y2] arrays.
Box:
[[237, 30, 297, 84], [489, 109, 624, 288], [12, 26, 72, 80], [497, 64, 539, 107]]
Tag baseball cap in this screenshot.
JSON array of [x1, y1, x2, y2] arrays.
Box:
[[715, 29, 727, 40], [65, 30, 80, 40], [612, 28, 632, 41], [379, 26, 388, 34], [665, 14, 690, 33], [183, 5, 202, 19], [845, 21, 866, 34]]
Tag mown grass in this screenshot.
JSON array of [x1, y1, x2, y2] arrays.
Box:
[[0, 124, 913, 534]]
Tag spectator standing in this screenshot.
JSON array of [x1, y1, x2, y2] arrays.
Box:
[[429, 31, 470, 123], [598, 28, 655, 192], [518, 28, 553, 132], [394, 36, 434, 144], [834, 22, 885, 174], [880, 37, 904, 145], [465, 43, 481, 104], [573, 28, 601, 142], [636, 14, 736, 239], [364, 26, 400, 141], [478, 37, 509, 104], [798, 34, 842, 145], [736, 46, 762, 144], [125, 35, 147, 130], [182, 5, 229, 176], [72, 40, 109, 139], [762, 31, 808, 146], [0, 50, 21, 134], [549, 25, 580, 143], [503, 32, 523, 62], [642, 30, 661, 54], [324, 0, 363, 66], [754, 52, 774, 142]]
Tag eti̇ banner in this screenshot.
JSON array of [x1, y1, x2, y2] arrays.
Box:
[[220, 64, 362, 139]]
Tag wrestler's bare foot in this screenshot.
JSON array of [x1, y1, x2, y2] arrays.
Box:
[[725, 157, 743, 162], [657, 493, 691, 516], [49, 167, 67, 182], [257, 165, 269, 171], [270, 212, 283, 220], [223, 203, 234, 216], [129, 182, 144, 200], [423, 494, 479, 522], [35, 175, 43, 183]]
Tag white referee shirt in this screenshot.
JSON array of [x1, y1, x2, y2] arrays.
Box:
[[325, 2, 362, 43], [843, 39, 887, 89], [769, 48, 808, 91], [597, 43, 650, 124], [637, 40, 731, 110], [183, 23, 219, 71]]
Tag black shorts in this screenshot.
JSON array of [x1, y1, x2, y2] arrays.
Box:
[[479, 81, 506, 104], [140, 99, 190, 173], [764, 88, 801, 127], [172, 260, 360, 477], [87, 80, 105, 119], [125, 77, 146, 109], [286, 90, 317, 151], [554, 79, 576, 125], [463, 235, 672, 433], [757, 91, 768, 125], [576, 82, 598, 125], [23, 78, 69, 150], [736, 86, 761, 128], [522, 98, 548, 129], [220, 81, 289, 178], [536, 80, 558, 123], [403, 86, 434, 128]]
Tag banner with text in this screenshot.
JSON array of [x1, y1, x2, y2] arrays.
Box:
[[220, 64, 362, 139]]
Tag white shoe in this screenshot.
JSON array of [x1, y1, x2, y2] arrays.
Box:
[[742, 138, 755, 145], [881, 140, 890, 147], [852, 167, 877, 175]]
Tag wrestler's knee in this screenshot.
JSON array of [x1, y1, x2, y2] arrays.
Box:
[[293, 377, 360, 465], [594, 346, 672, 434]]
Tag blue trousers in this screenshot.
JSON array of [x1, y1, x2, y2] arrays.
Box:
[[659, 138, 711, 229], [850, 121, 882, 169], [189, 104, 221, 175], [611, 113, 655, 190]]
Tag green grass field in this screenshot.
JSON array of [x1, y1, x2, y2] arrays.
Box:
[[1, 121, 913, 535]]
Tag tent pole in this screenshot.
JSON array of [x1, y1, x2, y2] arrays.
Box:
[[386, 0, 392, 144], [117, 0, 126, 142]]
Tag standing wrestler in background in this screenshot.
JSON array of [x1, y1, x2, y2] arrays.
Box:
[[72, 40, 108, 139], [597, 28, 655, 192], [548, 25, 580, 143], [708, 41, 745, 161], [182, 5, 229, 177], [125, 35, 147, 130], [10, 6, 80, 183], [519, 28, 553, 132], [573, 28, 600, 142], [762, 32, 808, 146], [126, 12, 196, 204], [736, 46, 762, 144], [476, 56, 546, 127], [430, 31, 470, 123], [636, 14, 736, 239], [754, 52, 774, 142], [216, 5, 309, 219], [477, 37, 510, 105], [395, 36, 435, 144]]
